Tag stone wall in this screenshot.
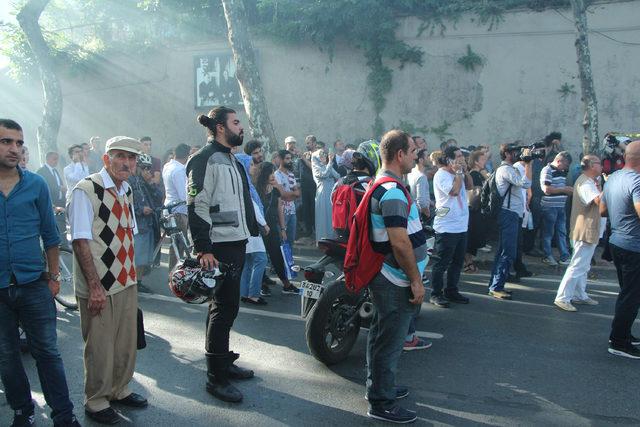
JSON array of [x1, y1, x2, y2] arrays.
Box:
[[2, 0, 639, 163]]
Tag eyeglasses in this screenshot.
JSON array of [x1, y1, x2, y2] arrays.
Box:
[[140, 166, 151, 171]]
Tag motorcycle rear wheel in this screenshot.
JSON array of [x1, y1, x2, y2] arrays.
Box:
[[305, 279, 361, 365]]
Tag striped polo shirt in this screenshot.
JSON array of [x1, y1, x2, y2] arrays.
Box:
[[540, 164, 568, 208], [369, 171, 427, 287]]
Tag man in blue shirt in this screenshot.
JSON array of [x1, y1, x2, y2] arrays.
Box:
[[600, 140, 640, 359], [0, 119, 80, 426]]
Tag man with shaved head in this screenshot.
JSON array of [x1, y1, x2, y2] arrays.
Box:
[[553, 154, 604, 312], [600, 140, 640, 359]]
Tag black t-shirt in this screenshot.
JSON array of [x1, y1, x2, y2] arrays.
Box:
[[470, 170, 485, 187], [260, 187, 281, 226]]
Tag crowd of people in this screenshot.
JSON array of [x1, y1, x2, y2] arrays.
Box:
[[2, 109, 640, 426]]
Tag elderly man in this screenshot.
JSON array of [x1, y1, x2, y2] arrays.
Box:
[[553, 155, 604, 311], [69, 136, 147, 424]]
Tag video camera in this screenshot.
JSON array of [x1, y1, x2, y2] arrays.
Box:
[[505, 141, 546, 163]]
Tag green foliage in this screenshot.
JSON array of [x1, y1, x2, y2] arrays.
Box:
[[457, 45, 484, 72], [558, 82, 577, 99], [394, 120, 452, 142]]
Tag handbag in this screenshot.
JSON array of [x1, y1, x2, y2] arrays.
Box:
[[137, 307, 146, 350]]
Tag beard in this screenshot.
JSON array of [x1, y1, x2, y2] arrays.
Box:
[[284, 162, 293, 170], [225, 127, 244, 147]]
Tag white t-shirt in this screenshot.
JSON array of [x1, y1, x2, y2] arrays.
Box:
[[432, 168, 469, 234], [577, 176, 607, 239]]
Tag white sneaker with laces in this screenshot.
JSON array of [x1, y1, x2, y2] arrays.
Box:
[[554, 300, 577, 312]]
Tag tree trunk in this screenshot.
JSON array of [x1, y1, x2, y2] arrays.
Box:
[[17, 0, 62, 165], [221, 0, 277, 152], [569, 0, 599, 155]]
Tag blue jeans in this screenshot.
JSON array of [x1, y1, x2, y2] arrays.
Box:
[[405, 304, 421, 341], [0, 280, 74, 424], [366, 274, 415, 409], [134, 230, 154, 268], [489, 209, 520, 291], [240, 252, 267, 298], [541, 206, 569, 260], [284, 213, 297, 247]]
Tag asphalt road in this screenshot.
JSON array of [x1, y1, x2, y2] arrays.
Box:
[[2, 243, 640, 426]]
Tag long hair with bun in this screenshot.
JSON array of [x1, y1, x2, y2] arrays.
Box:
[[197, 106, 236, 139]]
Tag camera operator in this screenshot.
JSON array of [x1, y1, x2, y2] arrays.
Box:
[[488, 144, 532, 300], [602, 133, 628, 175]]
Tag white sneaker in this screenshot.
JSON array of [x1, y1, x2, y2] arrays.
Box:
[[554, 300, 577, 312], [573, 297, 598, 305], [542, 256, 558, 266]]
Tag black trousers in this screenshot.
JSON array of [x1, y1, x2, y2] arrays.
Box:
[[431, 232, 467, 297], [261, 224, 288, 284], [300, 183, 316, 232], [206, 241, 246, 354], [610, 244, 640, 347]]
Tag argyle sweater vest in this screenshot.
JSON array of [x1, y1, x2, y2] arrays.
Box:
[[73, 174, 137, 298]]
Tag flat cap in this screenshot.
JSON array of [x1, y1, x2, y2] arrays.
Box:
[[284, 136, 297, 144], [105, 136, 142, 155]]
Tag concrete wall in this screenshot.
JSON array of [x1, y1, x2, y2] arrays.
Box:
[[2, 0, 639, 165]]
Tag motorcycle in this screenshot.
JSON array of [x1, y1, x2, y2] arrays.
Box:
[[300, 227, 436, 365]]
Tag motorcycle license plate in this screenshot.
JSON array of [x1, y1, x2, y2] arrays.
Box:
[[300, 281, 324, 300]]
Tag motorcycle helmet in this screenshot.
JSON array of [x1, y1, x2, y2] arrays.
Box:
[[169, 258, 229, 304], [355, 140, 381, 177], [137, 153, 153, 168]]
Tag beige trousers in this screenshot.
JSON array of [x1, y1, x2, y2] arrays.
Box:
[[78, 285, 138, 412]]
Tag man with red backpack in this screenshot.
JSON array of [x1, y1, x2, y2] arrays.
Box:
[[330, 140, 380, 240], [352, 130, 426, 424]]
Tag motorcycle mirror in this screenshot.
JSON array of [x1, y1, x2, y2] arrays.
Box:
[[324, 271, 335, 278]]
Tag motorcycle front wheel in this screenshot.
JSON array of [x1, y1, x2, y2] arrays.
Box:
[[305, 279, 362, 365]]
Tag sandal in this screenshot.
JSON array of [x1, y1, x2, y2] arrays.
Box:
[[463, 262, 478, 273]]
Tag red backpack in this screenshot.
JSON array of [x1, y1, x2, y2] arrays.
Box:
[[344, 176, 412, 294], [331, 176, 371, 239]]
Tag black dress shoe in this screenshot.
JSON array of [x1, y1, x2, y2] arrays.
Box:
[[85, 407, 120, 425], [113, 392, 148, 408], [228, 363, 255, 379], [517, 270, 533, 279], [506, 274, 521, 283], [445, 292, 470, 304], [429, 295, 450, 308]]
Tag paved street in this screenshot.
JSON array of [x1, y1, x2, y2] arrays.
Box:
[[2, 244, 640, 426]]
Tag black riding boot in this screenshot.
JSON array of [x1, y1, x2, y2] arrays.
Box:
[[206, 353, 243, 402]]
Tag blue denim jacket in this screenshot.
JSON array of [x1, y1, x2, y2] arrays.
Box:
[[0, 167, 60, 287]]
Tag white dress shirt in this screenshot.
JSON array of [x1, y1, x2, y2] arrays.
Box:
[[69, 168, 138, 240], [162, 159, 188, 215], [64, 161, 90, 203]]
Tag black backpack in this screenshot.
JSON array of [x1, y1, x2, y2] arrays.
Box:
[[480, 168, 512, 218]]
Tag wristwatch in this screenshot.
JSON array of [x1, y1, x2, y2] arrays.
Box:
[[48, 272, 61, 282], [281, 227, 287, 231]]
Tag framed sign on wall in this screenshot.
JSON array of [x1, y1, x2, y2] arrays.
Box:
[[194, 53, 243, 108]]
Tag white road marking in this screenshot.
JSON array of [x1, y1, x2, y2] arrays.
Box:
[[138, 293, 444, 339]]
